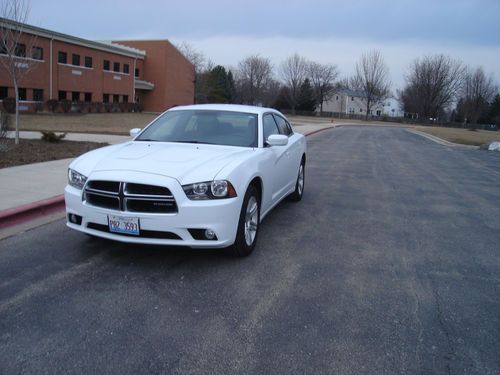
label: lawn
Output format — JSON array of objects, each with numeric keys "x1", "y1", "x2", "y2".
[
  {"x1": 414, "y1": 126, "x2": 500, "y2": 146},
  {"x1": 15, "y1": 113, "x2": 158, "y2": 135}
]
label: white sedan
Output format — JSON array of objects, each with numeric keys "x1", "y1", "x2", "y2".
[{"x1": 65, "y1": 104, "x2": 306, "y2": 256}]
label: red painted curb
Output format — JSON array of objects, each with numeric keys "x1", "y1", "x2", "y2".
[
  {"x1": 0, "y1": 195, "x2": 65, "y2": 230},
  {"x1": 304, "y1": 126, "x2": 336, "y2": 137}
]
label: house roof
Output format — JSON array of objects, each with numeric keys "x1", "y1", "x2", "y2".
[{"x1": 0, "y1": 17, "x2": 146, "y2": 59}]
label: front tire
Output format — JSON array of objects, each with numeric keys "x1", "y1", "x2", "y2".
[
  {"x1": 227, "y1": 185, "x2": 260, "y2": 257},
  {"x1": 289, "y1": 160, "x2": 305, "y2": 202}
]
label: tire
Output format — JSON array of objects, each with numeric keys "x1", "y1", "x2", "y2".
[
  {"x1": 289, "y1": 160, "x2": 305, "y2": 202},
  {"x1": 227, "y1": 185, "x2": 260, "y2": 257}
]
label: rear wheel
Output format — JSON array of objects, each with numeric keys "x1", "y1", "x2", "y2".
[
  {"x1": 289, "y1": 160, "x2": 305, "y2": 202},
  {"x1": 227, "y1": 185, "x2": 260, "y2": 257}
]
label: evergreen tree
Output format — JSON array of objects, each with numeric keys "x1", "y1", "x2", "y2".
[{"x1": 297, "y1": 79, "x2": 316, "y2": 111}]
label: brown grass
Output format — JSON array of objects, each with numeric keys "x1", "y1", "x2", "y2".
[
  {"x1": 414, "y1": 126, "x2": 500, "y2": 146},
  {"x1": 16, "y1": 113, "x2": 159, "y2": 135}
]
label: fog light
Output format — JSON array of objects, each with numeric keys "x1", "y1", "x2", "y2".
[
  {"x1": 205, "y1": 229, "x2": 216, "y2": 240},
  {"x1": 68, "y1": 213, "x2": 82, "y2": 225}
]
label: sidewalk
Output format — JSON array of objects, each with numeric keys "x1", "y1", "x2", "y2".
[{"x1": 0, "y1": 123, "x2": 336, "y2": 229}]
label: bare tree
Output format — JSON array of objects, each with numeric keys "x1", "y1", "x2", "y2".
[
  {"x1": 280, "y1": 54, "x2": 308, "y2": 114},
  {"x1": 459, "y1": 66, "x2": 497, "y2": 124},
  {"x1": 308, "y1": 61, "x2": 339, "y2": 114},
  {"x1": 236, "y1": 54, "x2": 273, "y2": 105},
  {"x1": 350, "y1": 51, "x2": 391, "y2": 120},
  {"x1": 0, "y1": 0, "x2": 37, "y2": 144},
  {"x1": 399, "y1": 54, "x2": 464, "y2": 120},
  {"x1": 176, "y1": 41, "x2": 206, "y2": 74}
]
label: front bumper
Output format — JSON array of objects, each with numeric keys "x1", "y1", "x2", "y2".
[{"x1": 64, "y1": 172, "x2": 242, "y2": 248}]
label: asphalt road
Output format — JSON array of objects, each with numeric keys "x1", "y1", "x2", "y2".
[{"x1": 1, "y1": 127, "x2": 499, "y2": 375}]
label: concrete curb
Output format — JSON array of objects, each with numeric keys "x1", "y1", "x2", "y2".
[
  {"x1": 0, "y1": 195, "x2": 65, "y2": 230},
  {"x1": 0, "y1": 126, "x2": 335, "y2": 230},
  {"x1": 406, "y1": 129, "x2": 479, "y2": 149}
]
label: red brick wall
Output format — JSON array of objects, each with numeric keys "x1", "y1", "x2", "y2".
[{"x1": 116, "y1": 40, "x2": 194, "y2": 112}]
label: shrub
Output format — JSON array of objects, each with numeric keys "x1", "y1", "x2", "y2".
[
  {"x1": 0, "y1": 112, "x2": 10, "y2": 139},
  {"x1": 91, "y1": 102, "x2": 103, "y2": 113},
  {"x1": 46, "y1": 99, "x2": 59, "y2": 112},
  {"x1": 2, "y1": 97, "x2": 16, "y2": 114},
  {"x1": 60, "y1": 99, "x2": 71, "y2": 113},
  {"x1": 34, "y1": 101, "x2": 44, "y2": 112},
  {"x1": 41, "y1": 131, "x2": 66, "y2": 143}
]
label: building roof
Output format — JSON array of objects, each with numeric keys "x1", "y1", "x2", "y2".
[{"x1": 0, "y1": 17, "x2": 145, "y2": 59}]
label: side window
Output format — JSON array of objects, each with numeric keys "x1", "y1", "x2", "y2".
[
  {"x1": 263, "y1": 114, "x2": 279, "y2": 143},
  {"x1": 273, "y1": 114, "x2": 293, "y2": 136}
]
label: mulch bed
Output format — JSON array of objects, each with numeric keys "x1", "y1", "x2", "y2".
[{"x1": 0, "y1": 138, "x2": 108, "y2": 169}]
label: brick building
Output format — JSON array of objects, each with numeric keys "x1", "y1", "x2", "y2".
[{"x1": 0, "y1": 18, "x2": 194, "y2": 113}]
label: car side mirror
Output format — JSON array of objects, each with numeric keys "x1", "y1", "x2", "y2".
[
  {"x1": 267, "y1": 134, "x2": 288, "y2": 147},
  {"x1": 129, "y1": 128, "x2": 141, "y2": 137}
]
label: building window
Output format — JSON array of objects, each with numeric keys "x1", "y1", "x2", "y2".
[
  {"x1": 135, "y1": 68, "x2": 139, "y2": 77},
  {"x1": 0, "y1": 86, "x2": 8, "y2": 99},
  {"x1": 113, "y1": 62, "x2": 120, "y2": 72},
  {"x1": 15, "y1": 43, "x2": 26, "y2": 57},
  {"x1": 103, "y1": 60, "x2": 110, "y2": 71},
  {"x1": 32, "y1": 46, "x2": 43, "y2": 60},
  {"x1": 351, "y1": 96, "x2": 354, "y2": 101},
  {"x1": 84, "y1": 92, "x2": 92, "y2": 102},
  {"x1": 113, "y1": 94, "x2": 119, "y2": 103},
  {"x1": 123, "y1": 64, "x2": 129, "y2": 74},
  {"x1": 72, "y1": 54, "x2": 80, "y2": 66},
  {"x1": 103, "y1": 93, "x2": 109, "y2": 103},
  {"x1": 0, "y1": 43, "x2": 6, "y2": 55},
  {"x1": 18, "y1": 88, "x2": 27, "y2": 101},
  {"x1": 58, "y1": 51, "x2": 67, "y2": 64},
  {"x1": 336, "y1": 95, "x2": 339, "y2": 101},
  {"x1": 33, "y1": 89, "x2": 44, "y2": 101},
  {"x1": 72, "y1": 92, "x2": 80, "y2": 101},
  {"x1": 123, "y1": 95, "x2": 128, "y2": 103},
  {"x1": 58, "y1": 91, "x2": 67, "y2": 100},
  {"x1": 84, "y1": 56, "x2": 92, "y2": 68}
]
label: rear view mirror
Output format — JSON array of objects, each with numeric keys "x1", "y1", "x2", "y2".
[
  {"x1": 129, "y1": 128, "x2": 141, "y2": 137},
  {"x1": 267, "y1": 134, "x2": 288, "y2": 147}
]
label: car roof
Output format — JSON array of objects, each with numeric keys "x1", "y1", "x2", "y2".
[{"x1": 167, "y1": 103, "x2": 281, "y2": 116}]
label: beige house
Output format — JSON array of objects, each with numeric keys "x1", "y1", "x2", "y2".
[{"x1": 319, "y1": 89, "x2": 385, "y2": 116}]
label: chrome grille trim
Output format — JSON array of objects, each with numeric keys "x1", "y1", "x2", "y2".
[{"x1": 84, "y1": 181, "x2": 178, "y2": 213}]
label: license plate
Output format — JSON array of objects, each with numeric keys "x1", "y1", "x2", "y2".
[{"x1": 108, "y1": 215, "x2": 140, "y2": 235}]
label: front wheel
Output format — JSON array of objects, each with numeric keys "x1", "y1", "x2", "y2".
[
  {"x1": 289, "y1": 161, "x2": 305, "y2": 202},
  {"x1": 227, "y1": 185, "x2": 260, "y2": 257}
]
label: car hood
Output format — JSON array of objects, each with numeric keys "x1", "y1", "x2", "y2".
[{"x1": 71, "y1": 141, "x2": 255, "y2": 184}]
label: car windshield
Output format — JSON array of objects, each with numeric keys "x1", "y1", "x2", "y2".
[{"x1": 135, "y1": 110, "x2": 258, "y2": 148}]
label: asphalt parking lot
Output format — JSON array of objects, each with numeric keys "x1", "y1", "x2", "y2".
[{"x1": 0, "y1": 126, "x2": 499, "y2": 374}]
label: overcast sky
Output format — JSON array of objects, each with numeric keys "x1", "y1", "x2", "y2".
[{"x1": 28, "y1": 0, "x2": 500, "y2": 91}]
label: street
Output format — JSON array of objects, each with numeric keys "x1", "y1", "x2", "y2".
[{"x1": 1, "y1": 127, "x2": 499, "y2": 374}]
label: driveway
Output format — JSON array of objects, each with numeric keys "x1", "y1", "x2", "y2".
[{"x1": 0, "y1": 127, "x2": 499, "y2": 374}]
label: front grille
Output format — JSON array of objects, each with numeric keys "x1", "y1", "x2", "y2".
[
  {"x1": 84, "y1": 181, "x2": 178, "y2": 214},
  {"x1": 87, "y1": 222, "x2": 181, "y2": 240}
]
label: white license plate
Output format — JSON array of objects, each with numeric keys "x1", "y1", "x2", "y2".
[{"x1": 108, "y1": 215, "x2": 140, "y2": 235}]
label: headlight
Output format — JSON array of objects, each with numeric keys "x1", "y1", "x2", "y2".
[
  {"x1": 182, "y1": 180, "x2": 237, "y2": 200},
  {"x1": 68, "y1": 169, "x2": 87, "y2": 189}
]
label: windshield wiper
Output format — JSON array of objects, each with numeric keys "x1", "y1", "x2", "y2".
[
  {"x1": 171, "y1": 140, "x2": 214, "y2": 145},
  {"x1": 135, "y1": 138, "x2": 160, "y2": 142}
]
